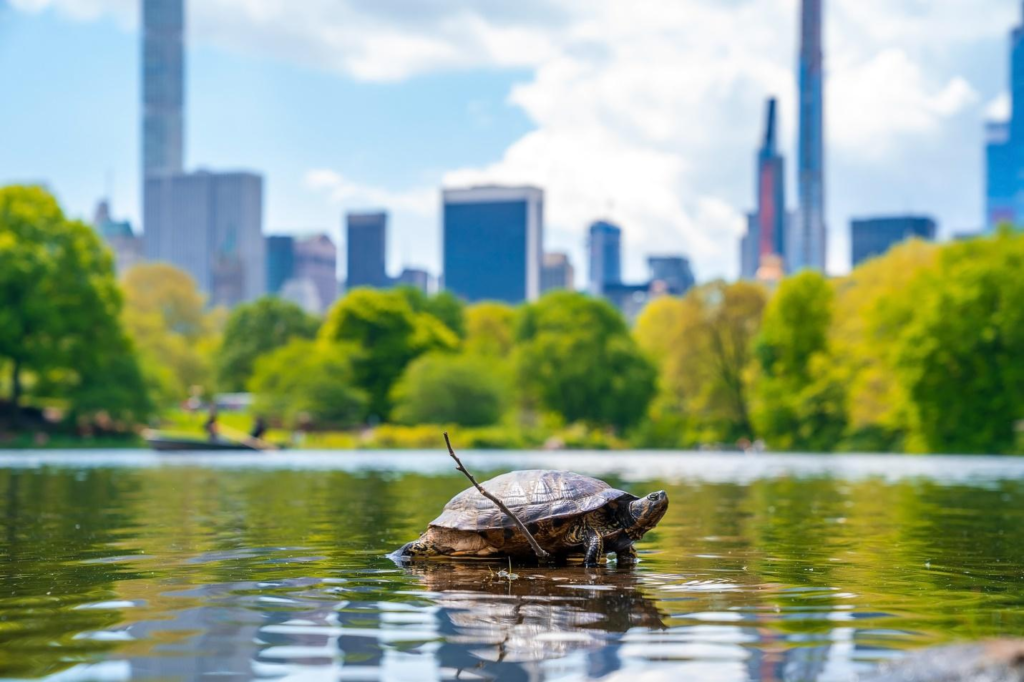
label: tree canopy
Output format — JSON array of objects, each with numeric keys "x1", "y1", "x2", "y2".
[
  {"x1": 752, "y1": 271, "x2": 846, "y2": 451},
  {"x1": 249, "y1": 339, "x2": 367, "y2": 429},
  {"x1": 635, "y1": 281, "x2": 766, "y2": 445},
  {"x1": 215, "y1": 296, "x2": 320, "y2": 392},
  {"x1": 120, "y1": 263, "x2": 221, "y2": 406},
  {"x1": 516, "y1": 292, "x2": 655, "y2": 431},
  {"x1": 391, "y1": 353, "x2": 506, "y2": 427},
  {"x1": 320, "y1": 288, "x2": 458, "y2": 419},
  {"x1": 0, "y1": 185, "x2": 150, "y2": 423},
  {"x1": 891, "y1": 230, "x2": 1024, "y2": 454}
]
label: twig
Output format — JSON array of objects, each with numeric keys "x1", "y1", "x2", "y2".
[{"x1": 443, "y1": 432, "x2": 550, "y2": 559}]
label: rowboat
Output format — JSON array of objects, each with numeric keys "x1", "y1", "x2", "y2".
[{"x1": 144, "y1": 433, "x2": 281, "y2": 452}]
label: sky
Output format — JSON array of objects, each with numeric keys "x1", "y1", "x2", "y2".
[{"x1": 0, "y1": 0, "x2": 1016, "y2": 283}]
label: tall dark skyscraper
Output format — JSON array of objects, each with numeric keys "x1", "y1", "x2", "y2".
[
  {"x1": 142, "y1": 0, "x2": 184, "y2": 179},
  {"x1": 794, "y1": 0, "x2": 826, "y2": 272},
  {"x1": 587, "y1": 220, "x2": 622, "y2": 296},
  {"x1": 443, "y1": 186, "x2": 543, "y2": 304},
  {"x1": 985, "y1": 6, "x2": 1024, "y2": 230},
  {"x1": 741, "y1": 98, "x2": 787, "y2": 279},
  {"x1": 346, "y1": 212, "x2": 389, "y2": 290}
]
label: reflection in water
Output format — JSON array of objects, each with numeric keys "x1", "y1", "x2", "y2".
[
  {"x1": 0, "y1": 451, "x2": 1022, "y2": 680},
  {"x1": 410, "y1": 564, "x2": 665, "y2": 678}
]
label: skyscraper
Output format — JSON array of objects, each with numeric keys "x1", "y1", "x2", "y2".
[
  {"x1": 794, "y1": 0, "x2": 826, "y2": 272},
  {"x1": 850, "y1": 216, "x2": 936, "y2": 266},
  {"x1": 442, "y1": 186, "x2": 544, "y2": 303},
  {"x1": 345, "y1": 212, "x2": 389, "y2": 290},
  {"x1": 985, "y1": 6, "x2": 1024, "y2": 230},
  {"x1": 648, "y1": 255, "x2": 695, "y2": 296},
  {"x1": 741, "y1": 98, "x2": 787, "y2": 279},
  {"x1": 294, "y1": 234, "x2": 338, "y2": 313},
  {"x1": 144, "y1": 171, "x2": 265, "y2": 307},
  {"x1": 142, "y1": 0, "x2": 184, "y2": 180},
  {"x1": 541, "y1": 252, "x2": 575, "y2": 293},
  {"x1": 587, "y1": 220, "x2": 622, "y2": 296},
  {"x1": 266, "y1": 235, "x2": 295, "y2": 295}
]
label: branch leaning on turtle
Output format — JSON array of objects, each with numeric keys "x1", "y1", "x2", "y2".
[{"x1": 443, "y1": 431, "x2": 550, "y2": 559}]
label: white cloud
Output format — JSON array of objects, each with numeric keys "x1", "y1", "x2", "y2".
[
  {"x1": 986, "y1": 91, "x2": 1011, "y2": 121},
  {"x1": 12, "y1": 0, "x2": 1013, "y2": 278}
]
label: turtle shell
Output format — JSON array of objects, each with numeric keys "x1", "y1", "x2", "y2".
[{"x1": 430, "y1": 469, "x2": 635, "y2": 532}]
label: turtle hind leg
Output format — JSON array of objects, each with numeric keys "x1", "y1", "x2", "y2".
[
  {"x1": 616, "y1": 545, "x2": 638, "y2": 566},
  {"x1": 582, "y1": 528, "x2": 604, "y2": 567}
]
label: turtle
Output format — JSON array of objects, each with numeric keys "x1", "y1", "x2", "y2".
[{"x1": 392, "y1": 470, "x2": 669, "y2": 567}]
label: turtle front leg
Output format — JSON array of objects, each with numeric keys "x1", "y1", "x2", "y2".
[
  {"x1": 583, "y1": 527, "x2": 604, "y2": 567},
  {"x1": 616, "y1": 545, "x2": 638, "y2": 566}
]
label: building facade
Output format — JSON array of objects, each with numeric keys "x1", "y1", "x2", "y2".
[
  {"x1": 93, "y1": 199, "x2": 143, "y2": 274},
  {"x1": 144, "y1": 171, "x2": 265, "y2": 307},
  {"x1": 442, "y1": 186, "x2": 544, "y2": 304},
  {"x1": 850, "y1": 215, "x2": 936, "y2": 266},
  {"x1": 266, "y1": 235, "x2": 295, "y2": 295},
  {"x1": 587, "y1": 220, "x2": 622, "y2": 296},
  {"x1": 346, "y1": 212, "x2": 389, "y2": 290},
  {"x1": 396, "y1": 268, "x2": 432, "y2": 294},
  {"x1": 294, "y1": 234, "x2": 338, "y2": 313},
  {"x1": 141, "y1": 0, "x2": 184, "y2": 197},
  {"x1": 741, "y1": 98, "x2": 788, "y2": 279},
  {"x1": 541, "y1": 252, "x2": 575, "y2": 293},
  {"x1": 793, "y1": 0, "x2": 827, "y2": 272},
  {"x1": 648, "y1": 255, "x2": 695, "y2": 296},
  {"x1": 985, "y1": 8, "x2": 1024, "y2": 230}
]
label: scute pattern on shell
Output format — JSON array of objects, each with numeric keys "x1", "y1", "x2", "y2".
[{"x1": 430, "y1": 469, "x2": 635, "y2": 531}]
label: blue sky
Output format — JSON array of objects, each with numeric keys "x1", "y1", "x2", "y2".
[{"x1": 0, "y1": 0, "x2": 1016, "y2": 282}]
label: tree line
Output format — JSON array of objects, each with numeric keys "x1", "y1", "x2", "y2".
[{"x1": 2, "y1": 185, "x2": 1021, "y2": 453}]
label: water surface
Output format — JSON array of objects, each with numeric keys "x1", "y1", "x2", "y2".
[{"x1": 1, "y1": 450, "x2": 1022, "y2": 681}]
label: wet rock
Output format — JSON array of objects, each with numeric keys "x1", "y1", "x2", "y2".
[{"x1": 862, "y1": 640, "x2": 1024, "y2": 682}]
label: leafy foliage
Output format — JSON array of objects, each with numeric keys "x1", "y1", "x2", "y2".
[
  {"x1": 320, "y1": 288, "x2": 458, "y2": 419},
  {"x1": 395, "y1": 286, "x2": 466, "y2": 338},
  {"x1": 215, "y1": 296, "x2": 320, "y2": 392},
  {"x1": 120, "y1": 263, "x2": 221, "y2": 406},
  {"x1": 0, "y1": 185, "x2": 151, "y2": 423},
  {"x1": 464, "y1": 302, "x2": 517, "y2": 357},
  {"x1": 891, "y1": 229, "x2": 1024, "y2": 454},
  {"x1": 635, "y1": 281, "x2": 766, "y2": 445},
  {"x1": 752, "y1": 271, "x2": 846, "y2": 451},
  {"x1": 249, "y1": 339, "x2": 367, "y2": 429},
  {"x1": 516, "y1": 292, "x2": 655, "y2": 431},
  {"x1": 391, "y1": 353, "x2": 506, "y2": 427}
]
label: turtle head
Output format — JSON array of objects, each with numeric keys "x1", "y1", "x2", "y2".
[
  {"x1": 389, "y1": 539, "x2": 438, "y2": 564},
  {"x1": 627, "y1": 491, "x2": 669, "y2": 537}
]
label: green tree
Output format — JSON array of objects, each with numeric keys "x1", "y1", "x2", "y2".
[
  {"x1": 121, "y1": 263, "x2": 221, "y2": 405},
  {"x1": 635, "y1": 282, "x2": 766, "y2": 445},
  {"x1": 391, "y1": 353, "x2": 506, "y2": 427},
  {"x1": 752, "y1": 271, "x2": 846, "y2": 451},
  {"x1": 395, "y1": 286, "x2": 466, "y2": 338},
  {"x1": 321, "y1": 289, "x2": 458, "y2": 419},
  {"x1": 516, "y1": 292, "x2": 655, "y2": 431},
  {"x1": 464, "y1": 302, "x2": 517, "y2": 357},
  {"x1": 892, "y1": 229, "x2": 1024, "y2": 454},
  {"x1": 215, "y1": 297, "x2": 319, "y2": 392},
  {"x1": 0, "y1": 185, "x2": 151, "y2": 422},
  {"x1": 831, "y1": 239, "x2": 938, "y2": 450},
  {"x1": 249, "y1": 339, "x2": 367, "y2": 429}
]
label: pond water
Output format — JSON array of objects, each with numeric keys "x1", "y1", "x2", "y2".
[{"x1": 1, "y1": 450, "x2": 1023, "y2": 681}]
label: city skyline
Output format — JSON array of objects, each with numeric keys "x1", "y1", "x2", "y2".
[{"x1": 0, "y1": 0, "x2": 1013, "y2": 282}]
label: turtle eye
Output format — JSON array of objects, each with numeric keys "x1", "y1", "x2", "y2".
[{"x1": 647, "y1": 493, "x2": 658, "y2": 501}]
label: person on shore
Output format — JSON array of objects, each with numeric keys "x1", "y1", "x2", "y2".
[
  {"x1": 250, "y1": 416, "x2": 267, "y2": 441},
  {"x1": 204, "y1": 408, "x2": 219, "y2": 442}
]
